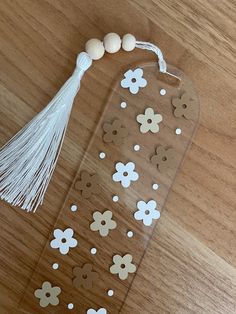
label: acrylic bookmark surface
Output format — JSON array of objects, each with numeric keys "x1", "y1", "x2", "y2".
[{"x1": 20, "y1": 61, "x2": 199, "y2": 314}]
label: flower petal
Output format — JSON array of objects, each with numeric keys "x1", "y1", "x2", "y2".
[
  {"x1": 121, "y1": 177, "x2": 131, "y2": 188},
  {"x1": 133, "y1": 68, "x2": 143, "y2": 77},
  {"x1": 151, "y1": 209, "x2": 161, "y2": 220},
  {"x1": 139, "y1": 77, "x2": 147, "y2": 88},
  {"x1": 129, "y1": 84, "x2": 139, "y2": 95},
  {"x1": 147, "y1": 200, "x2": 157, "y2": 210},
  {"x1": 50, "y1": 239, "x2": 60, "y2": 249},
  {"x1": 121, "y1": 77, "x2": 131, "y2": 88},
  {"x1": 53, "y1": 228, "x2": 64, "y2": 240},
  {"x1": 119, "y1": 269, "x2": 128, "y2": 280},
  {"x1": 143, "y1": 215, "x2": 153, "y2": 226},
  {"x1": 129, "y1": 171, "x2": 139, "y2": 182},
  {"x1": 113, "y1": 172, "x2": 122, "y2": 183},
  {"x1": 140, "y1": 123, "x2": 150, "y2": 133},
  {"x1": 149, "y1": 124, "x2": 160, "y2": 133},
  {"x1": 134, "y1": 210, "x2": 143, "y2": 221},
  {"x1": 59, "y1": 243, "x2": 69, "y2": 255},
  {"x1": 126, "y1": 162, "x2": 135, "y2": 172},
  {"x1": 64, "y1": 228, "x2": 73, "y2": 238},
  {"x1": 137, "y1": 200, "x2": 146, "y2": 211}
]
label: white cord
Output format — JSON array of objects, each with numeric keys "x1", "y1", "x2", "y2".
[{"x1": 135, "y1": 41, "x2": 167, "y2": 73}]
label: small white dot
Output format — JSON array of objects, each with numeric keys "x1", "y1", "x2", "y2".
[
  {"x1": 52, "y1": 263, "x2": 59, "y2": 270},
  {"x1": 120, "y1": 101, "x2": 127, "y2": 109},
  {"x1": 112, "y1": 195, "x2": 119, "y2": 202},
  {"x1": 133, "y1": 144, "x2": 140, "y2": 151},
  {"x1": 152, "y1": 183, "x2": 159, "y2": 190},
  {"x1": 70, "y1": 204, "x2": 77, "y2": 212},
  {"x1": 175, "y1": 128, "x2": 182, "y2": 135},
  {"x1": 108, "y1": 289, "x2": 114, "y2": 297},
  {"x1": 99, "y1": 152, "x2": 106, "y2": 159},
  {"x1": 127, "y1": 231, "x2": 134, "y2": 238},
  {"x1": 67, "y1": 303, "x2": 74, "y2": 310},
  {"x1": 160, "y1": 88, "x2": 166, "y2": 96},
  {"x1": 91, "y1": 247, "x2": 97, "y2": 255}
]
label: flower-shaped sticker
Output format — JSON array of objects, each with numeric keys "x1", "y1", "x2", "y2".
[
  {"x1": 87, "y1": 309, "x2": 107, "y2": 314},
  {"x1": 90, "y1": 210, "x2": 117, "y2": 237},
  {"x1": 75, "y1": 171, "x2": 101, "y2": 199},
  {"x1": 134, "y1": 200, "x2": 160, "y2": 226},
  {"x1": 34, "y1": 281, "x2": 61, "y2": 308},
  {"x1": 136, "y1": 107, "x2": 163, "y2": 133},
  {"x1": 103, "y1": 119, "x2": 128, "y2": 145},
  {"x1": 172, "y1": 92, "x2": 197, "y2": 120},
  {"x1": 110, "y1": 254, "x2": 136, "y2": 280},
  {"x1": 150, "y1": 146, "x2": 176, "y2": 173},
  {"x1": 121, "y1": 68, "x2": 147, "y2": 94},
  {"x1": 112, "y1": 162, "x2": 139, "y2": 188},
  {"x1": 50, "y1": 228, "x2": 77, "y2": 255},
  {"x1": 73, "y1": 263, "x2": 99, "y2": 290}
]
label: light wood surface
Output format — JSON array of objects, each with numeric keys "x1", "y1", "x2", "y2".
[{"x1": 0, "y1": 1, "x2": 235, "y2": 313}]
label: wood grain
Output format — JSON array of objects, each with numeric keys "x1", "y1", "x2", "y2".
[{"x1": 0, "y1": 0, "x2": 235, "y2": 313}]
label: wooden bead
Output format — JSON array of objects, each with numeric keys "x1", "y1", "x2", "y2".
[
  {"x1": 85, "y1": 39, "x2": 105, "y2": 60},
  {"x1": 122, "y1": 34, "x2": 136, "y2": 52},
  {"x1": 103, "y1": 33, "x2": 121, "y2": 53}
]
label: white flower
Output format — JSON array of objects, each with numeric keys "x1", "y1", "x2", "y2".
[
  {"x1": 134, "y1": 200, "x2": 160, "y2": 226},
  {"x1": 50, "y1": 228, "x2": 77, "y2": 255},
  {"x1": 87, "y1": 309, "x2": 107, "y2": 314},
  {"x1": 137, "y1": 107, "x2": 163, "y2": 133},
  {"x1": 121, "y1": 68, "x2": 147, "y2": 94},
  {"x1": 112, "y1": 162, "x2": 139, "y2": 188}
]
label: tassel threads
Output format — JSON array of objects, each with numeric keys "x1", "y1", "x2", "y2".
[{"x1": 0, "y1": 52, "x2": 92, "y2": 212}]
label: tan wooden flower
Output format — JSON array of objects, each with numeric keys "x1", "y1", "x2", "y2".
[
  {"x1": 75, "y1": 171, "x2": 101, "y2": 198},
  {"x1": 73, "y1": 263, "x2": 99, "y2": 290},
  {"x1": 150, "y1": 145, "x2": 176, "y2": 172},
  {"x1": 136, "y1": 107, "x2": 163, "y2": 133},
  {"x1": 110, "y1": 254, "x2": 136, "y2": 280},
  {"x1": 172, "y1": 92, "x2": 197, "y2": 120},
  {"x1": 103, "y1": 119, "x2": 128, "y2": 145},
  {"x1": 90, "y1": 210, "x2": 117, "y2": 237},
  {"x1": 34, "y1": 281, "x2": 61, "y2": 308}
]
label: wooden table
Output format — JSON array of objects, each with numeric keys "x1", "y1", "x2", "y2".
[{"x1": 0, "y1": 1, "x2": 235, "y2": 313}]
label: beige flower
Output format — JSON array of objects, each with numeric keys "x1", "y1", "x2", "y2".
[
  {"x1": 34, "y1": 281, "x2": 61, "y2": 308},
  {"x1": 150, "y1": 145, "x2": 176, "y2": 172},
  {"x1": 90, "y1": 210, "x2": 117, "y2": 237},
  {"x1": 136, "y1": 107, "x2": 163, "y2": 133},
  {"x1": 73, "y1": 264, "x2": 99, "y2": 290},
  {"x1": 110, "y1": 254, "x2": 136, "y2": 280},
  {"x1": 172, "y1": 92, "x2": 197, "y2": 120},
  {"x1": 75, "y1": 171, "x2": 101, "y2": 198},
  {"x1": 103, "y1": 119, "x2": 128, "y2": 145}
]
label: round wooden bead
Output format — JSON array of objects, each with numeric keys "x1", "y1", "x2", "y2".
[
  {"x1": 122, "y1": 34, "x2": 136, "y2": 51},
  {"x1": 103, "y1": 33, "x2": 121, "y2": 53},
  {"x1": 85, "y1": 38, "x2": 105, "y2": 60}
]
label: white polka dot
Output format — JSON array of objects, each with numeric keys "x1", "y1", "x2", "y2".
[
  {"x1": 70, "y1": 204, "x2": 77, "y2": 212},
  {"x1": 112, "y1": 195, "x2": 119, "y2": 202},
  {"x1": 91, "y1": 247, "x2": 97, "y2": 255},
  {"x1": 120, "y1": 101, "x2": 127, "y2": 109},
  {"x1": 127, "y1": 231, "x2": 134, "y2": 238},
  {"x1": 175, "y1": 128, "x2": 182, "y2": 135},
  {"x1": 152, "y1": 183, "x2": 159, "y2": 190},
  {"x1": 52, "y1": 263, "x2": 59, "y2": 270},
  {"x1": 108, "y1": 289, "x2": 114, "y2": 297},
  {"x1": 67, "y1": 303, "x2": 74, "y2": 310},
  {"x1": 133, "y1": 144, "x2": 140, "y2": 151},
  {"x1": 99, "y1": 152, "x2": 106, "y2": 159},
  {"x1": 160, "y1": 88, "x2": 166, "y2": 96}
]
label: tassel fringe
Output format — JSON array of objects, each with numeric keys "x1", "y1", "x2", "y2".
[{"x1": 0, "y1": 52, "x2": 92, "y2": 212}]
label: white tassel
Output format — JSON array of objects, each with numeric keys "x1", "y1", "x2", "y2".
[{"x1": 0, "y1": 52, "x2": 92, "y2": 212}]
